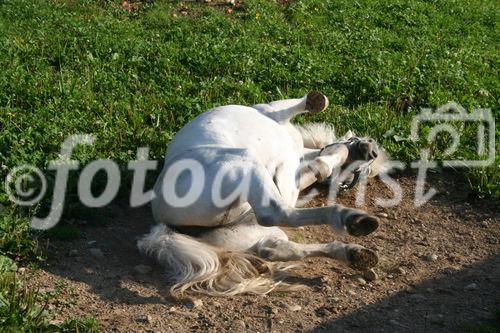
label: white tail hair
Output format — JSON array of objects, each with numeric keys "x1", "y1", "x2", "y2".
[
  {"x1": 137, "y1": 225, "x2": 299, "y2": 296},
  {"x1": 295, "y1": 122, "x2": 392, "y2": 177}
]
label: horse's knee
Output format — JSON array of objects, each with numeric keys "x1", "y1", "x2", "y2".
[{"x1": 254, "y1": 199, "x2": 289, "y2": 227}]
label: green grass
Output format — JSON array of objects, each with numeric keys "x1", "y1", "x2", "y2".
[
  {"x1": 0, "y1": 212, "x2": 38, "y2": 260},
  {"x1": 0, "y1": 0, "x2": 498, "y2": 329},
  {"x1": 0, "y1": 0, "x2": 497, "y2": 200}
]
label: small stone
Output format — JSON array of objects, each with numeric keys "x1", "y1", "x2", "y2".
[
  {"x1": 424, "y1": 254, "x2": 438, "y2": 262},
  {"x1": 356, "y1": 277, "x2": 366, "y2": 285},
  {"x1": 377, "y1": 212, "x2": 389, "y2": 218},
  {"x1": 363, "y1": 269, "x2": 378, "y2": 282},
  {"x1": 315, "y1": 307, "x2": 331, "y2": 317},
  {"x1": 208, "y1": 300, "x2": 221, "y2": 307},
  {"x1": 232, "y1": 319, "x2": 246, "y2": 330},
  {"x1": 134, "y1": 264, "x2": 152, "y2": 275},
  {"x1": 284, "y1": 303, "x2": 302, "y2": 312},
  {"x1": 89, "y1": 248, "x2": 104, "y2": 258},
  {"x1": 17, "y1": 267, "x2": 27, "y2": 274},
  {"x1": 395, "y1": 267, "x2": 406, "y2": 275},
  {"x1": 168, "y1": 306, "x2": 197, "y2": 318},
  {"x1": 186, "y1": 298, "x2": 203, "y2": 309},
  {"x1": 347, "y1": 290, "x2": 356, "y2": 296},
  {"x1": 137, "y1": 315, "x2": 153, "y2": 323},
  {"x1": 68, "y1": 249, "x2": 78, "y2": 257},
  {"x1": 464, "y1": 283, "x2": 479, "y2": 291}
]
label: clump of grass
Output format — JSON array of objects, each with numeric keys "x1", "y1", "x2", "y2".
[
  {"x1": 50, "y1": 315, "x2": 100, "y2": 332},
  {"x1": 0, "y1": 213, "x2": 98, "y2": 332},
  {"x1": 0, "y1": 271, "x2": 50, "y2": 332},
  {"x1": 290, "y1": 229, "x2": 306, "y2": 243},
  {"x1": 0, "y1": 269, "x2": 99, "y2": 332},
  {"x1": 0, "y1": 212, "x2": 38, "y2": 260}
]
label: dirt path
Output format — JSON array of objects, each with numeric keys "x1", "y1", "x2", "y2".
[{"x1": 28, "y1": 173, "x2": 499, "y2": 332}]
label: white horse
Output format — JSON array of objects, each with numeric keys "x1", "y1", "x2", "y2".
[{"x1": 138, "y1": 92, "x2": 388, "y2": 296}]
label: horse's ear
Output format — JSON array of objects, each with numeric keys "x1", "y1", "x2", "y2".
[
  {"x1": 340, "y1": 130, "x2": 355, "y2": 141},
  {"x1": 368, "y1": 149, "x2": 391, "y2": 178}
]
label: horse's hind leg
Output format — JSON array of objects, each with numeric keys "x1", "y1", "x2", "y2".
[
  {"x1": 252, "y1": 92, "x2": 329, "y2": 123},
  {"x1": 194, "y1": 215, "x2": 377, "y2": 271},
  {"x1": 195, "y1": 212, "x2": 289, "y2": 253},
  {"x1": 254, "y1": 237, "x2": 378, "y2": 271}
]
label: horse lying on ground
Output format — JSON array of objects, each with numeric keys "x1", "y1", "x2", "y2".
[{"x1": 138, "y1": 92, "x2": 389, "y2": 296}]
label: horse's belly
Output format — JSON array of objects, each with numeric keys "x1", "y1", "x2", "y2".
[
  {"x1": 152, "y1": 191, "x2": 251, "y2": 228},
  {"x1": 152, "y1": 105, "x2": 303, "y2": 228}
]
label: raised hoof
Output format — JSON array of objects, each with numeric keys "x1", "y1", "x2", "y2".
[
  {"x1": 346, "y1": 247, "x2": 378, "y2": 271},
  {"x1": 305, "y1": 91, "x2": 329, "y2": 113},
  {"x1": 346, "y1": 215, "x2": 379, "y2": 237}
]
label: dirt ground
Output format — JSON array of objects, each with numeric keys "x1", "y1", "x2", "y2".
[{"x1": 27, "y1": 172, "x2": 499, "y2": 332}]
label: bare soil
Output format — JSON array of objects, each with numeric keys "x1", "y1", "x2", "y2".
[{"x1": 27, "y1": 173, "x2": 499, "y2": 332}]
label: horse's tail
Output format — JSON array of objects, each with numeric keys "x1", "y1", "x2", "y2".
[{"x1": 137, "y1": 224, "x2": 299, "y2": 296}]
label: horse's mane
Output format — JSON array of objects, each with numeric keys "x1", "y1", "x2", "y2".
[{"x1": 294, "y1": 122, "x2": 336, "y2": 149}]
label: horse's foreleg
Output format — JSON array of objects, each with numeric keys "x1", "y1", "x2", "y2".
[
  {"x1": 297, "y1": 144, "x2": 349, "y2": 190},
  {"x1": 248, "y1": 165, "x2": 378, "y2": 236},
  {"x1": 254, "y1": 238, "x2": 378, "y2": 270},
  {"x1": 252, "y1": 91, "x2": 328, "y2": 123}
]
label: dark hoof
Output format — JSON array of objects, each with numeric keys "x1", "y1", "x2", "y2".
[
  {"x1": 305, "y1": 91, "x2": 328, "y2": 113},
  {"x1": 347, "y1": 247, "x2": 378, "y2": 270},
  {"x1": 346, "y1": 215, "x2": 379, "y2": 237}
]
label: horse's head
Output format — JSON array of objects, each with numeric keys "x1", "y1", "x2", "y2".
[{"x1": 320, "y1": 131, "x2": 390, "y2": 189}]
